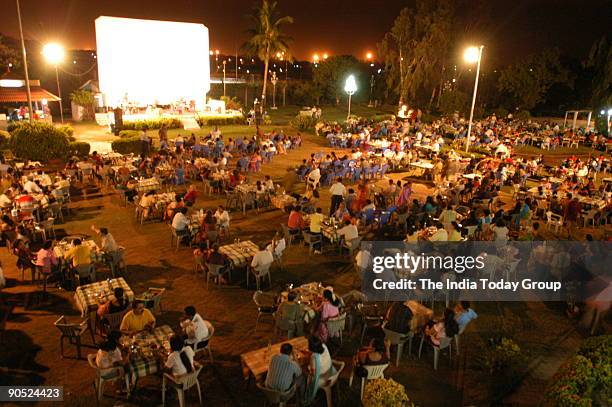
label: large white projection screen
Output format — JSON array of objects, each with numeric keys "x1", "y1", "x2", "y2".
[{"x1": 95, "y1": 16, "x2": 210, "y2": 108}]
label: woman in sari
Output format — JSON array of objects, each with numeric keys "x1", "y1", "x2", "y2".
[
  {"x1": 314, "y1": 289, "x2": 340, "y2": 343},
  {"x1": 304, "y1": 336, "x2": 335, "y2": 405},
  {"x1": 396, "y1": 181, "x2": 412, "y2": 207},
  {"x1": 353, "y1": 182, "x2": 369, "y2": 213}
]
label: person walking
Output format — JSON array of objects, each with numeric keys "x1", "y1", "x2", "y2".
[{"x1": 328, "y1": 177, "x2": 346, "y2": 216}]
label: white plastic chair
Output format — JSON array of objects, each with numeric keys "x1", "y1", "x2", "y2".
[
  {"x1": 326, "y1": 313, "x2": 347, "y2": 344},
  {"x1": 87, "y1": 353, "x2": 125, "y2": 402},
  {"x1": 545, "y1": 211, "x2": 564, "y2": 234},
  {"x1": 418, "y1": 335, "x2": 452, "y2": 370},
  {"x1": 256, "y1": 383, "x2": 296, "y2": 407},
  {"x1": 248, "y1": 262, "x2": 272, "y2": 291},
  {"x1": 194, "y1": 321, "x2": 214, "y2": 363},
  {"x1": 319, "y1": 360, "x2": 345, "y2": 407},
  {"x1": 162, "y1": 363, "x2": 203, "y2": 407},
  {"x1": 350, "y1": 363, "x2": 389, "y2": 401},
  {"x1": 383, "y1": 327, "x2": 414, "y2": 367}
]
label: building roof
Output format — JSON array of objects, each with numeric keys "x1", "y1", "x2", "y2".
[{"x1": 0, "y1": 86, "x2": 61, "y2": 103}]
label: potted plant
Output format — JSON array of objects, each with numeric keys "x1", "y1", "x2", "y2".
[{"x1": 362, "y1": 378, "x2": 415, "y2": 407}]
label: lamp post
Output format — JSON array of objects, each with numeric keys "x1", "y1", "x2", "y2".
[
  {"x1": 344, "y1": 74, "x2": 357, "y2": 121},
  {"x1": 270, "y1": 71, "x2": 278, "y2": 110},
  {"x1": 464, "y1": 45, "x2": 484, "y2": 152},
  {"x1": 42, "y1": 43, "x2": 65, "y2": 124},
  {"x1": 602, "y1": 109, "x2": 612, "y2": 136},
  {"x1": 16, "y1": 0, "x2": 33, "y2": 123},
  {"x1": 222, "y1": 60, "x2": 227, "y2": 97}
]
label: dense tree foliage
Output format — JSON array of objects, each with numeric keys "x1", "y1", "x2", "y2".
[
  {"x1": 497, "y1": 49, "x2": 570, "y2": 111},
  {"x1": 377, "y1": 0, "x2": 454, "y2": 106},
  {"x1": 0, "y1": 35, "x2": 20, "y2": 70},
  {"x1": 584, "y1": 36, "x2": 612, "y2": 108},
  {"x1": 242, "y1": 0, "x2": 293, "y2": 108},
  {"x1": 312, "y1": 55, "x2": 366, "y2": 105}
]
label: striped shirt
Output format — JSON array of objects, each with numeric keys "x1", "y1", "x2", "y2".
[{"x1": 265, "y1": 354, "x2": 302, "y2": 392}]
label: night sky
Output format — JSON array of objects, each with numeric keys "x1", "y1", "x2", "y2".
[{"x1": 0, "y1": 0, "x2": 610, "y2": 66}]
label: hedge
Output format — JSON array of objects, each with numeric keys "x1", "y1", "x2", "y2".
[
  {"x1": 290, "y1": 114, "x2": 318, "y2": 131},
  {"x1": 118, "y1": 130, "x2": 141, "y2": 139},
  {"x1": 195, "y1": 115, "x2": 245, "y2": 126},
  {"x1": 544, "y1": 335, "x2": 612, "y2": 407},
  {"x1": 111, "y1": 137, "x2": 145, "y2": 155},
  {"x1": 9, "y1": 122, "x2": 71, "y2": 161},
  {"x1": 370, "y1": 114, "x2": 395, "y2": 122},
  {"x1": 0, "y1": 130, "x2": 9, "y2": 150},
  {"x1": 69, "y1": 141, "x2": 91, "y2": 157},
  {"x1": 121, "y1": 117, "x2": 182, "y2": 130}
]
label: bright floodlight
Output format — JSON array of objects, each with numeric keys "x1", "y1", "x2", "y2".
[
  {"x1": 366, "y1": 52, "x2": 373, "y2": 60},
  {"x1": 464, "y1": 46, "x2": 480, "y2": 63},
  {"x1": 95, "y1": 16, "x2": 210, "y2": 108},
  {"x1": 43, "y1": 43, "x2": 65, "y2": 65},
  {"x1": 344, "y1": 75, "x2": 357, "y2": 94}
]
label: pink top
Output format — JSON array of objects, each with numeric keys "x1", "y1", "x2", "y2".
[{"x1": 36, "y1": 248, "x2": 58, "y2": 274}]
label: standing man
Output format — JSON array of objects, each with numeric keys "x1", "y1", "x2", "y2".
[
  {"x1": 140, "y1": 126, "x2": 150, "y2": 155},
  {"x1": 329, "y1": 177, "x2": 346, "y2": 216}
]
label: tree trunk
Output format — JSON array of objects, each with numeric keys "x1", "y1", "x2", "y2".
[
  {"x1": 398, "y1": 46, "x2": 404, "y2": 106},
  {"x1": 261, "y1": 53, "x2": 269, "y2": 108},
  {"x1": 429, "y1": 86, "x2": 437, "y2": 108}
]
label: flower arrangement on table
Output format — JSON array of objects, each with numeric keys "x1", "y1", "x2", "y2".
[{"x1": 362, "y1": 378, "x2": 415, "y2": 407}]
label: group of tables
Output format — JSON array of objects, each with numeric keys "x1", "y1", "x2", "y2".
[{"x1": 239, "y1": 298, "x2": 435, "y2": 383}]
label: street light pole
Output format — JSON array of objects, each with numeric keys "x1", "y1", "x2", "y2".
[
  {"x1": 16, "y1": 0, "x2": 33, "y2": 123},
  {"x1": 222, "y1": 60, "x2": 227, "y2": 97},
  {"x1": 465, "y1": 45, "x2": 484, "y2": 153},
  {"x1": 270, "y1": 71, "x2": 278, "y2": 110},
  {"x1": 54, "y1": 65, "x2": 64, "y2": 123},
  {"x1": 344, "y1": 75, "x2": 357, "y2": 121}
]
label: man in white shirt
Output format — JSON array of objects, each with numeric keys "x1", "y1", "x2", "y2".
[
  {"x1": 91, "y1": 225, "x2": 118, "y2": 253},
  {"x1": 337, "y1": 220, "x2": 359, "y2": 242},
  {"x1": 264, "y1": 175, "x2": 275, "y2": 191},
  {"x1": 172, "y1": 208, "x2": 189, "y2": 231},
  {"x1": 181, "y1": 306, "x2": 209, "y2": 346},
  {"x1": 329, "y1": 178, "x2": 346, "y2": 216},
  {"x1": 251, "y1": 243, "x2": 274, "y2": 274},
  {"x1": 0, "y1": 191, "x2": 12, "y2": 208},
  {"x1": 355, "y1": 248, "x2": 371, "y2": 273},
  {"x1": 266, "y1": 233, "x2": 286, "y2": 257},
  {"x1": 23, "y1": 179, "x2": 42, "y2": 194},
  {"x1": 307, "y1": 166, "x2": 320, "y2": 190},
  {"x1": 214, "y1": 205, "x2": 230, "y2": 229}
]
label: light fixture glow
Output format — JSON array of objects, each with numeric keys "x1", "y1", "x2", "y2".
[
  {"x1": 366, "y1": 52, "x2": 373, "y2": 60},
  {"x1": 323, "y1": 53, "x2": 329, "y2": 59},
  {"x1": 42, "y1": 43, "x2": 65, "y2": 65},
  {"x1": 464, "y1": 46, "x2": 480, "y2": 63},
  {"x1": 344, "y1": 74, "x2": 357, "y2": 94},
  {"x1": 95, "y1": 16, "x2": 210, "y2": 108},
  {"x1": 313, "y1": 53, "x2": 320, "y2": 63},
  {"x1": 608, "y1": 109, "x2": 612, "y2": 115}
]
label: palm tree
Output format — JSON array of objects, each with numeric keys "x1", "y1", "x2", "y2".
[{"x1": 242, "y1": 0, "x2": 293, "y2": 108}]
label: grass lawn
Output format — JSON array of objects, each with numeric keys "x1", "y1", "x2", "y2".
[
  {"x1": 70, "y1": 104, "x2": 396, "y2": 145},
  {"x1": 514, "y1": 145, "x2": 594, "y2": 157}
]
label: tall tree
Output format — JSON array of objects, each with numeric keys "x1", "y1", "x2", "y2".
[
  {"x1": 584, "y1": 36, "x2": 612, "y2": 108},
  {"x1": 312, "y1": 55, "x2": 365, "y2": 105},
  {"x1": 242, "y1": 0, "x2": 293, "y2": 108},
  {"x1": 498, "y1": 48, "x2": 570, "y2": 111},
  {"x1": 377, "y1": 0, "x2": 454, "y2": 106},
  {"x1": 0, "y1": 35, "x2": 20, "y2": 72}
]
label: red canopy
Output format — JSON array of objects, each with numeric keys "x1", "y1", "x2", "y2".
[{"x1": 0, "y1": 86, "x2": 61, "y2": 103}]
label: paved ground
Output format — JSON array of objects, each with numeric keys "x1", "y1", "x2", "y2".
[{"x1": 0, "y1": 128, "x2": 608, "y2": 407}]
